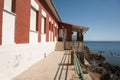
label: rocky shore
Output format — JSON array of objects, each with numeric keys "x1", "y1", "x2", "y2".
[{"x1": 82, "y1": 46, "x2": 120, "y2": 80}]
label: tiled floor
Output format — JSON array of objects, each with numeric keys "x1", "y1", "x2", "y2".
[{"x1": 12, "y1": 50, "x2": 77, "y2": 80}]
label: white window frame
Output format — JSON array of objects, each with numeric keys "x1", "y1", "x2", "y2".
[
  {"x1": 30, "y1": 0, "x2": 39, "y2": 32},
  {"x1": 31, "y1": 0, "x2": 39, "y2": 11},
  {"x1": 41, "y1": 9, "x2": 46, "y2": 34},
  {"x1": 41, "y1": 16, "x2": 46, "y2": 33}
]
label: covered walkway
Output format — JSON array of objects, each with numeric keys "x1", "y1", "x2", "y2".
[{"x1": 12, "y1": 50, "x2": 79, "y2": 80}]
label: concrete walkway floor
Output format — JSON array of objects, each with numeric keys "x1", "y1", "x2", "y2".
[{"x1": 12, "y1": 50, "x2": 78, "y2": 80}]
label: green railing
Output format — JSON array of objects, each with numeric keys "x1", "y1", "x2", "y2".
[{"x1": 73, "y1": 49, "x2": 85, "y2": 80}]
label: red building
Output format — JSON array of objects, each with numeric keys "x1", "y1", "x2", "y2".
[
  {"x1": 0, "y1": 0, "x2": 88, "y2": 80},
  {"x1": 0, "y1": 0, "x2": 61, "y2": 45}
]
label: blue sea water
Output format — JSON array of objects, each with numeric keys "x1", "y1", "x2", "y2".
[{"x1": 84, "y1": 41, "x2": 120, "y2": 66}]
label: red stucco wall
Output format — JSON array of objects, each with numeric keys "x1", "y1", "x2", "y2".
[
  {"x1": 36, "y1": 0, "x2": 59, "y2": 42},
  {"x1": 59, "y1": 23, "x2": 72, "y2": 41},
  {"x1": 49, "y1": 22, "x2": 53, "y2": 42},
  {"x1": 15, "y1": 0, "x2": 31, "y2": 44},
  {"x1": 45, "y1": 15, "x2": 49, "y2": 42},
  {"x1": 53, "y1": 23, "x2": 55, "y2": 41},
  {"x1": 0, "y1": 0, "x2": 4, "y2": 45},
  {"x1": 0, "y1": 0, "x2": 59, "y2": 44},
  {"x1": 37, "y1": 9, "x2": 42, "y2": 42}
]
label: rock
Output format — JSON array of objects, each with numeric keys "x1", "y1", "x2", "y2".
[
  {"x1": 100, "y1": 72, "x2": 111, "y2": 80},
  {"x1": 83, "y1": 45, "x2": 120, "y2": 80},
  {"x1": 94, "y1": 67, "x2": 106, "y2": 74},
  {"x1": 84, "y1": 46, "x2": 91, "y2": 53},
  {"x1": 76, "y1": 52, "x2": 85, "y2": 64}
]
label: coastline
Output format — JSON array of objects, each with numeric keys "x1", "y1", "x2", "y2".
[
  {"x1": 84, "y1": 41, "x2": 120, "y2": 66},
  {"x1": 81, "y1": 46, "x2": 120, "y2": 80}
]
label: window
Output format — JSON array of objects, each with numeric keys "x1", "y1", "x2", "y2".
[
  {"x1": 30, "y1": 7, "x2": 37, "y2": 31},
  {"x1": 52, "y1": 24, "x2": 53, "y2": 32},
  {"x1": 36, "y1": 12, "x2": 38, "y2": 31},
  {"x1": 12, "y1": 0, "x2": 16, "y2": 13},
  {"x1": 59, "y1": 29, "x2": 63, "y2": 38},
  {"x1": 41, "y1": 9, "x2": 46, "y2": 33},
  {"x1": 41, "y1": 16, "x2": 46, "y2": 33},
  {"x1": 55, "y1": 27, "x2": 57, "y2": 36},
  {"x1": 49, "y1": 22, "x2": 51, "y2": 31},
  {"x1": 4, "y1": 0, "x2": 16, "y2": 13}
]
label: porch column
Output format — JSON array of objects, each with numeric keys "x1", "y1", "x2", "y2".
[
  {"x1": 77, "y1": 28, "x2": 84, "y2": 52},
  {"x1": 77, "y1": 28, "x2": 84, "y2": 64}
]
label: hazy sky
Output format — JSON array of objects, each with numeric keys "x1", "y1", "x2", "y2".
[{"x1": 53, "y1": 0, "x2": 120, "y2": 41}]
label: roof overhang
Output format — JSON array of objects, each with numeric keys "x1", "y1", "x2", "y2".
[
  {"x1": 72, "y1": 24, "x2": 89, "y2": 34},
  {"x1": 61, "y1": 22, "x2": 89, "y2": 33},
  {"x1": 44, "y1": 0, "x2": 61, "y2": 21}
]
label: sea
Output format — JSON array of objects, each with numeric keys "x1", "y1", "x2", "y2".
[{"x1": 84, "y1": 41, "x2": 120, "y2": 66}]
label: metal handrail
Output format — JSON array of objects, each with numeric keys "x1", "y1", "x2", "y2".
[{"x1": 73, "y1": 49, "x2": 85, "y2": 80}]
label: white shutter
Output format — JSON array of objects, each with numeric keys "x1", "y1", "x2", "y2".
[
  {"x1": 4, "y1": 0, "x2": 12, "y2": 12},
  {"x1": 30, "y1": 8, "x2": 37, "y2": 31},
  {"x1": 41, "y1": 16, "x2": 45, "y2": 33}
]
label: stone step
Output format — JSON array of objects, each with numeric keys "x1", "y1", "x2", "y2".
[{"x1": 55, "y1": 42, "x2": 64, "y2": 51}]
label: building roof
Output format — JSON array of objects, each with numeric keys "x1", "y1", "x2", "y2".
[
  {"x1": 45, "y1": 0, "x2": 89, "y2": 33},
  {"x1": 44, "y1": 0, "x2": 61, "y2": 21}
]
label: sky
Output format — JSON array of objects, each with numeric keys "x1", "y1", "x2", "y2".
[{"x1": 53, "y1": 0, "x2": 120, "y2": 41}]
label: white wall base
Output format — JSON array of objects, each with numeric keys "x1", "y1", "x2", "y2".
[
  {"x1": 29, "y1": 31, "x2": 38, "y2": 44},
  {"x1": 0, "y1": 42, "x2": 56, "y2": 80},
  {"x1": 41, "y1": 34, "x2": 46, "y2": 42},
  {"x1": 49, "y1": 31, "x2": 51, "y2": 42},
  {"x1": 55, "y1": 37, "x2": 57, "y2": 42}
]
